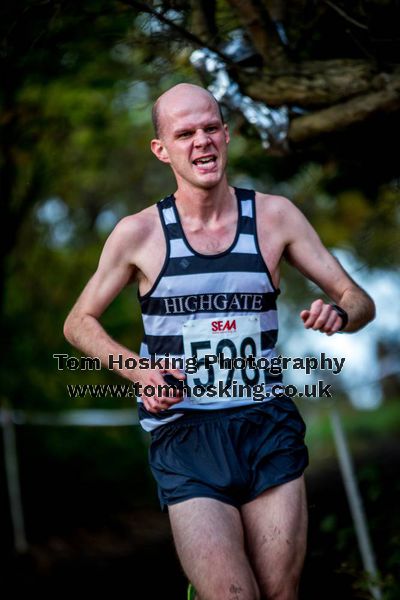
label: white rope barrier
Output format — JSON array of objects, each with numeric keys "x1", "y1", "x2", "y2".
[{"x1": 0, "y1": 407, "x2": 140, "y2": 554}]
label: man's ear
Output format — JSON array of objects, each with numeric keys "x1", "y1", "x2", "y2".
[
  {"x1": 223, "y1": 123, "x2": 230, "y2": 145},
  {"x1": 151, "y1": 139, "x2": 170, "y2": 164}
]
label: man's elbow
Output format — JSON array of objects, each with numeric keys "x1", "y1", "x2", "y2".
[
  {"x1": 345, "y1": 288, "x2": 376, "y2": 332},
  {"x1": 366, "y1": 295, "x2": 376, "y2": 325},
  {"x1": 63, "y1": 311, "x2": 80, "y2": 346},
  {"x1": 355, "y1": 291, "x2": 376, "y2": 331}
]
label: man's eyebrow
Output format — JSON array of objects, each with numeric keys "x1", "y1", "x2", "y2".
[
  {"x1": 174, "y1": 127, "x2": 194, "y2": 135},
  {"x1": 174, "y1": 121, "x2": 222, "y2": 135}
]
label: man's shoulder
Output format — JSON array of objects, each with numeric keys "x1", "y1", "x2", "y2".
[
  {"x1": 112, "y1": 204, "x2": 159, "y2": 241},
  {"x1": 254, "y1": 191, "x2": 297, "y2": 222},
  {"x1": 102, "y1": 204, "x2": 162, "y2": 263}
]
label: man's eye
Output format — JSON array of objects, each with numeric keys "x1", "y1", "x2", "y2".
[
  {"x1": 178, "y1": 131, "x2": 191, "y2": 138},
  {"x1": 205, "y1": 126, "x2": 217, "y2": 132}
]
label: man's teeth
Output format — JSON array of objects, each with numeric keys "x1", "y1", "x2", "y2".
[{"x1": 194, "y1": 157, "x2": 215, "y2": 164}]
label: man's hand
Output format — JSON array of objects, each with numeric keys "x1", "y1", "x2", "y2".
[
  {"x1": 135, "y1": 362, "x2": 186, "y2": 414},
  {"x1": 300, "y1": 299, "x2": 343, "y2": 336}
]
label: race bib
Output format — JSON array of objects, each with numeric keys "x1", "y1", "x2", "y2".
[{"x1": 182, "y1": 315, "x2": 263, "y2": 404}]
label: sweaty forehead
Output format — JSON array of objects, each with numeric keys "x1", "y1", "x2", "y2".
[{"x1": 158, "y1": 90, "x2": 221, "y2": 133}]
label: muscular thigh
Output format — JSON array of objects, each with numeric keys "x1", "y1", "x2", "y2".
[
  {"x1": 169, "y1": 497, "x2": 260, "y2": 600},
  {"x1": 241, "y1": 475, "x2": 308, "y2": 597}
]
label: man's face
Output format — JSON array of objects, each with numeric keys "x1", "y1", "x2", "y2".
[{"x1": 151, "y1": 91, "x2": 230, "y2": 190}]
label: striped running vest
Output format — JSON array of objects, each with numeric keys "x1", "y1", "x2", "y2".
[{"x1": 137, "y1": 187, "x2": 283, "y2": 432}]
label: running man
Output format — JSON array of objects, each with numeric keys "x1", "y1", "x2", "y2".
[{"x1": 64, "y1": 83, "x2": 375, "y2": 599}]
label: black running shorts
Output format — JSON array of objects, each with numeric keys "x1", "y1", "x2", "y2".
[{"x1": 148, "y1": 396, "x2": 309, "y2": 512}]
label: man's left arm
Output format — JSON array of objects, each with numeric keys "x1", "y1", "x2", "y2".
[{"x1": 281, "y1": 199, "x2": 376, "y2": 335}]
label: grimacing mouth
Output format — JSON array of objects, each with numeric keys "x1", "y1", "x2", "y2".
[{"x1": 192, "y1": 154, "x2": 217, "y2": 165}]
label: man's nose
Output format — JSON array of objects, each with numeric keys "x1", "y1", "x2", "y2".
[{"x1": 194, "y1": 129, "x2": 211, "y2": 146}]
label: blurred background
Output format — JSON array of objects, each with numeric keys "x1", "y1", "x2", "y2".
[{"x1": 1, "y1": 1, "x2": 399, "y2": 598}]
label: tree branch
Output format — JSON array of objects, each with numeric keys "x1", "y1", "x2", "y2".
[
  {"x1": 288, "y1": 72, "x2": 400, "y2": 144},
  {"x1": 120, "y1": 0, "x2": 230, "y2": 63},
  {"x1": 324, "y1": 0, "x2": 368, "y2": 30},
  {"x1": 189, "y1": 0, "x2": 219, "y2": 46},
  {"x1": 240, "y1": 59, "x2": 381, "y2": 106},
  {"x1": 226, "y1": 0, "x2": 287, "y2": 66}
]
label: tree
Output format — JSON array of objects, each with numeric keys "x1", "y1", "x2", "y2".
[
  {"x1": 1, "y1": 0, "x2": 399, "y2": 411},
  {"x1": 124, "y1": 0, "x2": 400, "y2": 150}
]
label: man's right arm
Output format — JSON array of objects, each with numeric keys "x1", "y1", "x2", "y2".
[
  {"x1": 64, "y1": 216, "x2": 140, "y2": 377},
  {"x1": 63, "y1": 214, "x2": 184, "y2": 413}
]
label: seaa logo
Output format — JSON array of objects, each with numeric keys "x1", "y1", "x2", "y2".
[{"x1": 211, "y1": 319, "x2": 236, "y2": 333}]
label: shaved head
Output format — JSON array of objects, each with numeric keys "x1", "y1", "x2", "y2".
[
  {"x1": 150, "y1": 82, "x2": 230, "y2": 190},
  {"x1": 152, "y1": 83, "x2": 224, "y2": 139}
]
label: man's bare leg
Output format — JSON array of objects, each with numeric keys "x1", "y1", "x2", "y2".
[
  {"x1": 241, "y1": 475, "x2": 308, "y2": 600},
  {"x1": 168, "y1": 497, "x2": 260, "y2": 600}
]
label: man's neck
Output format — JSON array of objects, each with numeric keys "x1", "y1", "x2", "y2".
[{"x1": 173, "y1": 178, "x2": 233, "y2": 222}]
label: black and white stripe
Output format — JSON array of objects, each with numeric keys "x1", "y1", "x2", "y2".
[{"x1": 137, "y1": 187, "x2": 282, "y2": 431}]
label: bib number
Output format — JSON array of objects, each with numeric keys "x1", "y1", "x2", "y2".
[{"x1": 182, "y1": 315, "x2": 263, "y2": 403}]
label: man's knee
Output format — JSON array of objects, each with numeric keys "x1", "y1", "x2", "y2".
[
  {"x1": 192, "y1": 558, "x2": 260, "y2": 600},
  {"x1": 196, "y1": 578, "x2": 260, "y2": 600},
  {"x1": 258, "y1": 573, "x2": 300, "y2": 600}
]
